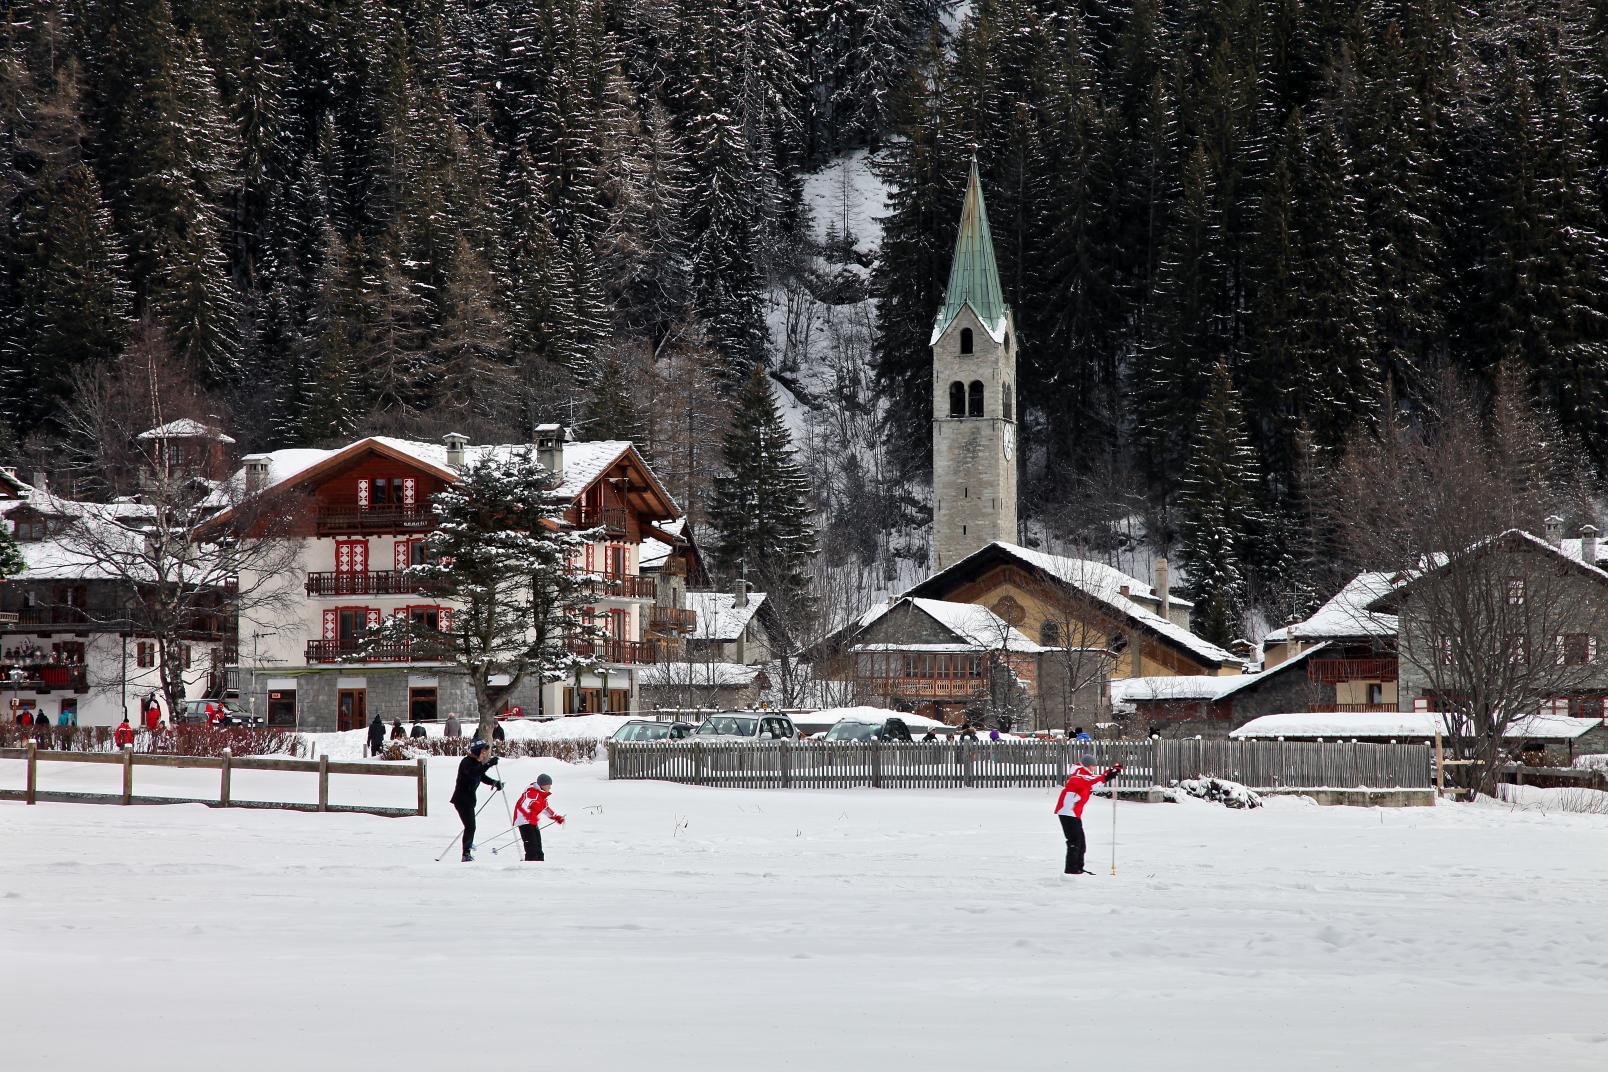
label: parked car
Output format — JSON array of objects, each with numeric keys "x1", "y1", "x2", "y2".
[
  {"x1": 611, "y1": 719, "x2": 693, "y2": 742},
  {"x1": 176, "y1": 698, "x2": 264, "y2": 728},
  {"x1": 825, "y1": 716, "x2": 913, "y2": 743},
  {"x1": 692, "y1": 713, "x2": 799, "y2": 741}
]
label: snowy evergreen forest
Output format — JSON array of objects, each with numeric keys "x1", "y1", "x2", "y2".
[{"x1": 5, "y1": 0, "x2": 1608, "y2": 642}]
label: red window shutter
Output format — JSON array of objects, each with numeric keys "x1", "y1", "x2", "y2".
[
  {"x1": 356, "y1": 478, "x2": 370, "y2": 509},
  {"x1": 322, "y1": 609, "x2": 337, "y2": 640},
  {"x1": 352, "y1": 541, "x2": 366, "y2": 572},
  {"x1": 585, "y1": 544, "x2": 595, "y2": 572}
]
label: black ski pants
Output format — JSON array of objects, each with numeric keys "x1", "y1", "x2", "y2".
[
  {"x1": 455, "y1": 799, "x2": 476, "y2": 859},
  {"x1": 519, "y1": 822, "x2": 544, "y2": 862},
  {"x1": 1059, "y1": 814, "x2": 1087, "y2": 874}
]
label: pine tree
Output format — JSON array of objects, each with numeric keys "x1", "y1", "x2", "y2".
[
  {"x1": 1177, "y1": 361, "x2": 1263, "y2": 647},
  {"x1": 708, "y1": 364, "x2": 817, "y2": 605}
]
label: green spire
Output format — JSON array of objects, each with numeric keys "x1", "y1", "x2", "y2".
[{"x1": 931, "y1": 158, "x2": 1007, "y2": 344}]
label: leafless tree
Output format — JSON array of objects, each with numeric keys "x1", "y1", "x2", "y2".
[
  {"x1": 1334, "y1": 364, "x2": 1604, "y2": 797},
  {"x1": 51, "y1": 332, "x2": 301, "y2": 715}
]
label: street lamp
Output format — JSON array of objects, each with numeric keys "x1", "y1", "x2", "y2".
[{"x1": 9, "y1": 666, "x2": 25, "y2": 723}]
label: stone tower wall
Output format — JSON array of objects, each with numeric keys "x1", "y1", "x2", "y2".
[{"x1": 931, "y1": 305, "x2": 1018, "y2": 570}]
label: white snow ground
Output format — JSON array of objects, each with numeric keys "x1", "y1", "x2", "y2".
[{"x1": 3, "y1": 758, "x2": 1606, "y2": 1071}]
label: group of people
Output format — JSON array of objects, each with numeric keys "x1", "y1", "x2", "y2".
[
  {"x1": 365, "y1": 712, "x2": 505, "y2": 757},
  {"x1": 2, "y1": 644, "x2": 74, "y2": 664}
]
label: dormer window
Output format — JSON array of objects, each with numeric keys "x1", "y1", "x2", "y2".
[{"x1": 959, "y1": 327, "x2": 973, "y2": 354}]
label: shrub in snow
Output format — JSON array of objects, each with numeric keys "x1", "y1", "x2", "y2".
[
  {"x1": 389, "y1": 737, "x2": 600, "y2": 764},
  {"x1": 1572, "y1": 754, "x2": 1608, "y2": 772},
  {"x1": 0, "y1": 723, "x2": 307, "y2": 757},
  {"x1": 1177, "y1": 777, "x2": 1262, "y2": 809}
]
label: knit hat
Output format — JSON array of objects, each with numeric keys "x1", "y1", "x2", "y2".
[{"x1": 1080, "y1": 753, "x2": 1096, "y2": 766}]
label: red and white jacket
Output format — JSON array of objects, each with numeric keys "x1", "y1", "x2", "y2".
[
  {"x1": 1054, "y1": 765, "x2": 1109, "y2": 818},
  {"x1": 513, "y1": 785, "x2": 561, "y2": 826}
]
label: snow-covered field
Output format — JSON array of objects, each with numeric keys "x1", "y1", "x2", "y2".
[{"x1": 3, "y1": 758, "x2": 1606, "y2": 1071}]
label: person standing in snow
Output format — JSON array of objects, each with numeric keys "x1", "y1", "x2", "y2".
[
  {"x1": 113, "y1": 717, "x2": 135, "y2": 750},
  {"x1": 366, "y1": 714, "x2": 385, "y2": 757},
  {"x1": 1054, "y1": 755, "x2": 1123, "y2": 875},
  {"x1": 511, "y1": 773, "x2": 565, "y2": 862},
  {"x1": 449, "y1": 740, "x2": 503, "y2": 862},
  {"x1": 444, "y1": 712, "x2": 462, "y2": 738},
  {"x1": 409, "y1": 722, "x2": 426, "y2": 739}
]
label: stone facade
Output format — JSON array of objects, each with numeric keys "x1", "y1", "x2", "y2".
[
  {"x1": 243, "y1": 667, "x2": 548, "y2": 731},
  {"x1": 932, "y1": 304, "x2": 1018, "y2": 571}
]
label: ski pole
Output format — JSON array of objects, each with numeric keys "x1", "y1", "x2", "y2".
[
  {"x1": 434, "y1": 790, "x2": 504, "y2": 862},
  {"x1": 487, "y1": 819, "x2": 561, "y2": 856},
  {"x1": 1110, "y1": 763, "x2": 1119, "y2": 877}
]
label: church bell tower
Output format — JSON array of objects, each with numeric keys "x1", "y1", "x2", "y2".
[{"x1": 930, "y1": 160, "x2": 1018, "y2": 571}]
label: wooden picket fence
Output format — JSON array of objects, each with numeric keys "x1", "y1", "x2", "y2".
[
  {"x1": 0, "y1": 741, "x2": 427, "y2": 817},
  {"x1": 607, "y1": 738, "x2": 1432, "y2": 792}
]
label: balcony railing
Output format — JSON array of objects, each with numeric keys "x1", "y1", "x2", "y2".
[
  {"x1": 1307, "y1": 657, "x2": 1398, "y2": 684},
  {"x1": 577, "y1": 504, "x2": 629, "y2": 534},
  {"x1": 304, "y1": 639, "x2": 450, "y2": 664},
  {"x1": 0, "y1": 662, "x2": 89, "y2": 691},
  {"x1": 568, "y1": 571, "x2": 656, "y2": 600},
  {"x1": 316, "y1": 506, "x2": 438, "y2": 535},
  {"x1": 305, "y1": 570, "x2": 438, "y2": 598},
  {"x1": 566, "y1": 638, "x2": 658, "y2": 665},
  {"x1": 650, "y1": 606, "x2": 697, "y2": 632},
  {"x1": 6, "y1": 607, "x2": 91, "y2": 627},
  {"x1": 862, "y1": 675, "x2": 986, "y2": 699},
  {"x1": 1308, "y1": 703, "x2": 1400, "y2": 713}
]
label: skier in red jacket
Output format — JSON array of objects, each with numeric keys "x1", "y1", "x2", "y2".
[
  {"x1": 1054, "y1": 755, "x2": 1122, "y2": 875},
  {"x1": 512, "y1": 773, "x2": 565, "y2": 862}
]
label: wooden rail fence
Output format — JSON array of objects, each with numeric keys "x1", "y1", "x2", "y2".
[
  {"x1": 608, "y1": 738, "x2": 1433, "y2": 792},
  {"x1": 1, "y1": 741, "x2": 427, "y2": 817}
]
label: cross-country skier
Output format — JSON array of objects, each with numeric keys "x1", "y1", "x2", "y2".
[
  {"x1": 511, "y1": 773, "x2": 565, "y2": 862},
  {"x1": 1054, "y1": 755, "x2": 1123, "y2": 875},
  {"x1": 449, "y1": 740, "x2": 503, "y2": 862}
]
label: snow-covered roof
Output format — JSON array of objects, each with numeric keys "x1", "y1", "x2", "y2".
[
  {"x1": 641, "y1": 661, "x2": 762, "y2": 688},
  {"x1": 216, "y1": 436, "x2": 677, "y2": 517},
  {"x1": 137, "y1": 418, "x2": 236, "y2": 444},
  {"x1": 791, "y1": 706, "x2": 952, "y2": 731},
  {"x1": 850, "y1": 596, "x2": 1045, "y2": 653},
  {"x1": 687, "y1": 590, "x2": 767, "y2": 642},
  {"x1": 640, "y1": 517, "x2": 686, "y2": 572},
  {"x1": 1264, "y1": 573, "x2": 1399, "y2": 644},
  {"x1": 1111, "y1": 645, "x2": 1326, "y2": 710},
  {"x1": 1232, "y1": 711, "x2": 1603, "y2": 740},
  {"x1": 963, "y1": 543, "x2": 1234, "y2": 668}
]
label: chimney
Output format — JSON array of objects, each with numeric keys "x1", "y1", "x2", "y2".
[
  {"x1": 1583, "y1": 524, "x2": 1599, "y2": 566},
  {"x1": 733, "y1": 576, "x2": 749, "y2": 608},
  {"x1": 242, "y1": 454, "x2": 271, "y2": 494},
  {"x1": 1545, "y1": 515, "x2": 1564, "y2": 545},
  {"x1": 1155, "y1": 557, "x2": 1171, "y2": 620},
  {"x1": 534, "y1": 424, "x2": 566, "y2": 480},
  {"x1": 1118, "y1": 583, "x2": 1131, "y2": 599},
  {"x1": 442, "y1": 432, "x2": 469, "y2": 471}
]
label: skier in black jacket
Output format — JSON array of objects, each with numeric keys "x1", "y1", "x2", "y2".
[{"x1": 449, "y1": 740, "x2": 503, "y2": 862}]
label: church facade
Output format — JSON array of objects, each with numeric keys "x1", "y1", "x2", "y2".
[{"x1": 931, "y1": 160, "x2": 1018, "y2": 571}]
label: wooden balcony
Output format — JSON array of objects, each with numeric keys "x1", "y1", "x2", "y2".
[
  {"x1": 1307, "y1": 658, "x2": 1398, "y2": 684},
  {"x1": 650, "y1": 606, "x2": 697, "y2": 632},
  {"x1": 566, "y1": 637, "x2": 658, "y2": 665},
  {"x1": 304, "y1": 639, "x2": 449, "y2": 664},
  {"x1": 1308, "y1": 703, "x2": 1400, "y2": 713},
  {"x1": 0, "y1": 662, "x2": 88, "y2": 691},
  {"x1": 577, "y1": 504, "x2": 629, "y2": 535},
  {"x1": 304, "y1": 570, "x2": 438, "y2": 598},
  {"x1": 863, "y1": 675, "x2": 986, "y2": 699},
  {"x1": 568, "y1": 570, "x2": 656, "y2": 600},
  {"x1": 316, "y1": 506, "x2": 437, "y2": 535}
]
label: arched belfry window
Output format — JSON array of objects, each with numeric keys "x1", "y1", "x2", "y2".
[
  {"x1": 959, "y1": 327, "x2": 974, "y2": 355},
  {"x1": 1002, "y1": 382, "x2": 1012, "y2": 420},
  {"x1": 968, "y1": 380, "x2": 984, "y2": 417},
  {"x1": 949, "y1": 381, "x2": 966, "y2": 417}
]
